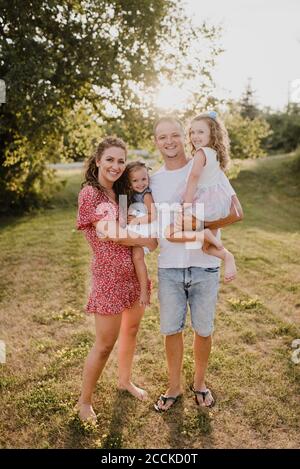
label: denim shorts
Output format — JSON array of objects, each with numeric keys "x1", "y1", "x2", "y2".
[{"x1": 158, "y1": 267, "x2": 220, "y2": 337}]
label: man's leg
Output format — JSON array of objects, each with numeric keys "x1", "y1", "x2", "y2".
[
  {"x1": 155, "y1": 268, "x2": 187, "y2": 411},
  {"x1": 189, "y1": 266, "x2": 220, "y2": 407},
  {"x1": 193, "y1": 333, "x2": 214, "y2": 406},
  {"x1": 156, "y1": 332, "x2": 184, "y2": 410}
]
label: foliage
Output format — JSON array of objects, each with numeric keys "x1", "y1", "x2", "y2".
[
  {"x1": 291, "y1": 145, "x2": 300, "y2": 173},
  {"x1": 1, "y1": 155, "x2": 300, "y2": 448},
  {"x1": 263, "y1": 104, "x2": 300, "y2": 153},
  {"x1": 239, "y1": 79, "x2": 261, "y2": 120},
  {"x1": 224, "y1": 103, "x2": 272, "y2": 159},
  {"x1": 0, "y1": 0, "x2": 221, "y2": 213},
  {"x1": 51, "y1": 103, "x2": 103, "y2": 162}
]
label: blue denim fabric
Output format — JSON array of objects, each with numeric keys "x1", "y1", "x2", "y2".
[{"x1": 158, "y1": 266, "x2": 220, "y2": 336}]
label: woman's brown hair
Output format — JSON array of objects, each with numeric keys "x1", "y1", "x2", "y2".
[
  {"x1": 82, "y1": 136, "x2": 129, "y2": 200},
  {"x1": 189, "y1": 115, "x2": 230, "y2": 171}
]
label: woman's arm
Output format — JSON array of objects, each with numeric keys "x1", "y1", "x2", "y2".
[
  {"x1": 183, "y1": 150, "x2": 206, "y2": 203},
  {"x1": 94, "y1": 220, "x2": 158, "y2": 251}
]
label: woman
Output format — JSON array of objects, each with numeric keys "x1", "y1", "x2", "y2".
[{"x1": 76, "y1": 136, "x2": 156, "y2": 423}]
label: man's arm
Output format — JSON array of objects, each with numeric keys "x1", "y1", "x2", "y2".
[
  {"x1": 166, "y1": 195, "x2": 243, "y2": 243},
  {"x1": 203, "y1": 195, "x2": 244, "y2": 230}
]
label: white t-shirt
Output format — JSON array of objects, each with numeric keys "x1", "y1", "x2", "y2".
[{"x1": 150, "y1": 159, "x2": 235, "y2": 269}]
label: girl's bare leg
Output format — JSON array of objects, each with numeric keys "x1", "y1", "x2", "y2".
[
  {"x1": 132, "y1": 246, "x2": 150, "y2": 306},
  {"x1": 203, "y1": 228, "x2": 223, "y2": 249},
  {"x1": 203, "y1": 242, "x2": 237, "y2": 283},
  {"x1": 117, "y1": 300, "x2": 148, "y2": 400},
  {"x1": 76, "y1": 313, "x2": 122, "y2": 422}
]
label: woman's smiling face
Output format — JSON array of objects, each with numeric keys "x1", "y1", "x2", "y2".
[{"x1": 96, "y1": 146, "x2": 126, "y2": 184}]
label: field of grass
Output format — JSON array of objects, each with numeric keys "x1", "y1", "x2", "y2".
[{"x1": 0, "y1": 154, "x2": 300, "y2": 449}]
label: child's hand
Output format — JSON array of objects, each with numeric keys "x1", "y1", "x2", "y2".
[
  {"x1": 139, "y1": 290, "x2": 150, "y2": 307},
  {"x1": 128, "y1": 216, "x2": 140, "y2": 225},
  {"x1": 96, "y1": 228, "x2": 105, "y2": 238},
  {"x1": 174, "y1": 210, "x2": 199, "y2": 231},
  {"x1": 174, "y1": 211, "x2": 183, "y2": 231}
]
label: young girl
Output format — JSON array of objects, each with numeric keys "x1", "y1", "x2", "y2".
[
  {"x1": 124, "y1": 161, "x2": 156, "y2": 306},
  {"x1": 169, "y1": 111, "x2": 237, "y2": 283}
]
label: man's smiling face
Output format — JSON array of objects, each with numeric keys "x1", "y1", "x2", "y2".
[{"x1": 154, "y1": 120, "x2": 185, "y2": 161}]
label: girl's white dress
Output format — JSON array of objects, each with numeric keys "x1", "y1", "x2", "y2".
[{"x1": 188, "y1": 146, "x2": 233, "y2": 221}]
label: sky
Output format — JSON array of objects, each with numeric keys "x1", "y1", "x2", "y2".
[{"x1": 184, "y1": 0, "x2": 300, "y2": 110}]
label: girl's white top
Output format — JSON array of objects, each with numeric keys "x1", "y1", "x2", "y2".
[{"x1": 188, "y1": 146, "x2": 234, "y2": 221}]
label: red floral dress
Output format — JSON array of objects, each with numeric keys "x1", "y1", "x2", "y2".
[{"x1": 77, "y1": 185, "x2": 142, "y2": 315}]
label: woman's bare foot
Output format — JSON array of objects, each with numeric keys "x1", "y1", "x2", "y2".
[
  {"x1": 118, "y1": 382, "x2": 148, "y2": 401},
  {"x1": 224, "y1": 250, "x2": 237, "y2": 283},
  {"x1": 75, "y1": 401, "x2": 97, "y2": 424}
]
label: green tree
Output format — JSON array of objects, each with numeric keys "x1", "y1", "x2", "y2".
[
  {"x1": 239, "y1": 79, "x2": 260, "y2": 120},
  {"x1": 263, "y1": 104, "x2": 300, "y2": 153},
  {"x1": 0, "y1": 0, "x2": 221, "y2": 213},
  {"x1": 225, "y1": 103, "x2": 271, "y2": 159},
  {"x1": 52, "y1": 103, "x2": 103, "y2": 162}
]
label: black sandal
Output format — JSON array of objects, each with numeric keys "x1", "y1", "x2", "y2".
[
  {"x1": 190, "y1": 385, "x2": 215, "y2": 408},
  {"x1": 154, "y1": 394, "x2": 181, "y2": 412}
]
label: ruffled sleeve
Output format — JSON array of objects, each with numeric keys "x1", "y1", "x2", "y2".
[
  {"x1": 142, "y1": 187, "x2": 152, "y2": 196},
  {"x1": 200, "y1": 147, "x2": 217, "y2": 166},
  {"x1": 77, "y1": 185, "x2": 112, "y2": 230}
]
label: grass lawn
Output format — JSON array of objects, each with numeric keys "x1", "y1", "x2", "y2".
[{"x1": 0, "y1": 154, "x2": 300, "y2": 449}]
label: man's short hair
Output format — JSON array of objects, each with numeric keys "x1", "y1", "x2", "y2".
[{"x1": 153, "y1": 116, "x2": 184, "y2": 136}]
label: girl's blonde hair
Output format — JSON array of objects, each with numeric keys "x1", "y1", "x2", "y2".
[
  {"x1": 82, "y1": 136, "x2": 128, "y2": 199},
  {"x1": 189, "y1": 114, "x2": 230, "y2": 171}
]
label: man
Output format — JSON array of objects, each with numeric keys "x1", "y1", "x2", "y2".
[{"x1": 150, "y1": 116, "x2": 238, "y2": 410}]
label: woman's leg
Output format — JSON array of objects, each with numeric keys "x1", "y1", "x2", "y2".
[
  {"x1": 132, "y1": 247, "x2": 150, "y2": 306},
  {"x1": 117, "y1": 300, "x2": 148, "y2": 400},
  {"x1": 77, "y1": 313, "x2": 122, "y2": 421}
]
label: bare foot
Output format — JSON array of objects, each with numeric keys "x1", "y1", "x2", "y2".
[
  {"x1": 75, "y1": 402, "x2": 97, "y2": 424},
  {"x1": 118, "y1": 382, "x2": 148, "y2": 401},
  {"x1": 224, "y1": 250, "x2": 237, "y2": 283}
]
